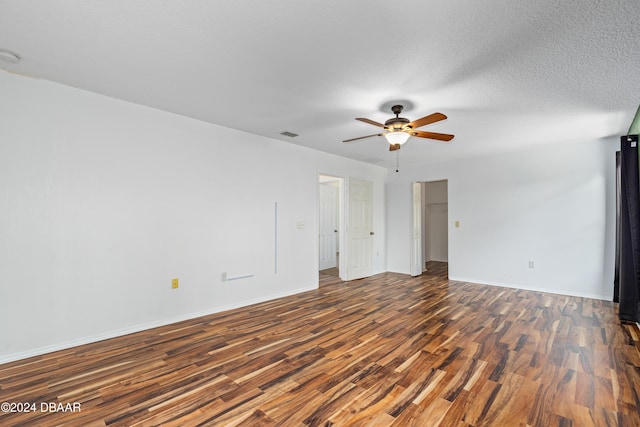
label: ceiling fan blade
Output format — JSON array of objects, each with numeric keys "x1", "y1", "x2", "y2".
[
  {"x1": 343, "y1": 133, "x2": 383, "y2": 143},
  {"x1": 389, "y1": 143, "x2": 401, "y2": 151},
  {"x1": 356, "y1": 118, "x2": 385, "y2": 128},
  {"x1": 408, "y1": 112, "x2": 447, "y2": 129},
  {"x1": 411, "y1": 130, "x2": 455, "y2": 142}
]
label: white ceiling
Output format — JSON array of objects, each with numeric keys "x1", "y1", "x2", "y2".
[{"x1": 1, "y1": 0, "x2": 639, "y2": 169}]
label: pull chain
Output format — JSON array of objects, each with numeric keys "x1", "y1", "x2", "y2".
[{"x1": 395, "y1": 150, "x2": 400, "y2": 173}]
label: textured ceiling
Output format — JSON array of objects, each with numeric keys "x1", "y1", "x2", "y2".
[{"x1": 1, "y1": 0, "x2": 639, "y2": 169}]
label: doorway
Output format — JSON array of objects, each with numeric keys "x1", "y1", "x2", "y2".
[
  {"x1": 318, "y1": 175, "x2": 343, "y2": 278},
  {"x1": 413, "y1": 180, "x2": 449, "y2": 276}
]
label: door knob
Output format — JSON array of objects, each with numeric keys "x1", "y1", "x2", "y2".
[{"x1": 370, "y1": 231, "x2": 375, "y2": 235}]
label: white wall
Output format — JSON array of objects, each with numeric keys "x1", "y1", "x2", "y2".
[
  {"x1": 388, "y1": 138, "x2": 618, "y2": 300},
  {"x1": 0, "y1": 71, "x2": 387, "y2": 363}
]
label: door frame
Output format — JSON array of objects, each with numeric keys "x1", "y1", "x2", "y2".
[
  {"x1": 414, "y1": 179, "x2": 450, "y2": 274},
  {"x1": 317, "y1": 174, "x2": 345, "y2": 280},
  {"x1": 318, "y1": 181, "x2": 339, "y2": 270},
  {"x1": 317, "y1": 174, "x2": 375, "y2": 283}
]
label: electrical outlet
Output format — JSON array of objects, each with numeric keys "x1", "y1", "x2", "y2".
[
  {"x1": 528, "y1": 261, "x2": 535, "y2": 269},
  {"x1": 455, "y1": 221, "x2": 460, "y2": 228},
  {"x1": 171, "y1": 278, "x2": 179, "y2": 289},
  {"x1": 221, "y1": 272, "x2": 227, "y2": 281}
]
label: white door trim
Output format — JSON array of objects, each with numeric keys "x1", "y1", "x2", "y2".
[{"x1": 319, "y1": 182, "x2": 338, "y2": 270}]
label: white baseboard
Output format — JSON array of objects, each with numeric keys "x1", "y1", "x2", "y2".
[
  {"x1": 0, "y1": 285, "x2": 315, "y2": 365},
  {"x1": 448, "y1": 276, "x2": 611, "y2": 301}
]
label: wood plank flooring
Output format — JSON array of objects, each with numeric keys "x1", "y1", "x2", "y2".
[{"x1": 1, "y1": 265, "x2": 639, "y2": 426}]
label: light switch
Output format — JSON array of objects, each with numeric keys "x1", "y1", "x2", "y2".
[{"x1": 455, "y1": 221, "x2": 460, "y2": 228}]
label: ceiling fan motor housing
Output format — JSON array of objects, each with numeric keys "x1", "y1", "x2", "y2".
[
  {"x1": 384, "y1": 116, "x2": 410, "y2": 130},
  {"x1": 385, "y1": 105, "x2": 411, "y2": 130}
]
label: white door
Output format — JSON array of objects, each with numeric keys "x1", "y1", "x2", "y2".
[
  {"x1": 319, "y1": 183, "x2": 338, "y2": 270},
  {"x1": 346, "y1": 178, "x2": 373, "y2": 280},
  {"x1": 410, "y1": 182, "x2": 423, "y2": 276}
]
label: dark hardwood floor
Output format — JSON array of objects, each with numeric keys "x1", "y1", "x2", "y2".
[{"x1": 1, "y1": 266, "x2": 639, "y2": 426}]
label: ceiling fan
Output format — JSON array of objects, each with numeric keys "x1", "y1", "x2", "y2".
[{"x1": 343, "y1": 105, "x2": 454, "y2": 151}]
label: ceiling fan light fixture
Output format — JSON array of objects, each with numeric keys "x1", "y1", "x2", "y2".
[{"x1": 385, "y1": 131, "x2": 410, "y2": 145}]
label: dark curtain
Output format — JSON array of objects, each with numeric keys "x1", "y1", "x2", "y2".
[
  {"x1": 617, "y1": 134, "x2": 640, "y2": 322},
  {"x1": 614, "y1": 151, "x2": 620, "y2": 302}
]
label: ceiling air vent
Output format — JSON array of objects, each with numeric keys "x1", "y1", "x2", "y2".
[
  {"x1": 280, "y1": 131, "x2": 299, "y2": 138},
  {"x1": 0, "y1": 48, "x2": 21, "y2": 64}
]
